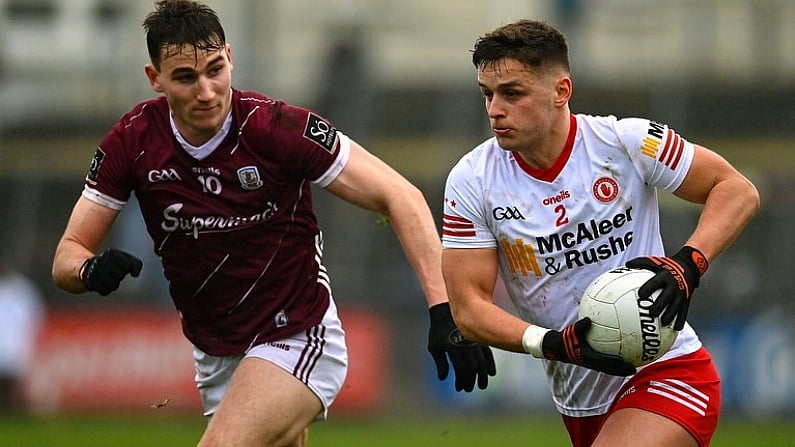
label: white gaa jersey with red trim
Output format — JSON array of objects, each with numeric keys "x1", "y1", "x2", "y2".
[{"x1": 442, "y1": 114, "x2": 703, "y2": 417}]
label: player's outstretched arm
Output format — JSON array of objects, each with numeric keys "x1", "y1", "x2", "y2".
[
  {"x1": 53, "y1": 196, "x2": 141, "y2": 295},
  {"x1": 325, "y1": 141, "x2": 496, "y2": 391},
  {"x1": 325, "y1": 141, "x2": 446, "y2": 306}
]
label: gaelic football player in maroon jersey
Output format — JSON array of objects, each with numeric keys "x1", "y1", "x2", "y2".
[{"x1": 52, "y1": 1, "x2": 495, "y2": 445}]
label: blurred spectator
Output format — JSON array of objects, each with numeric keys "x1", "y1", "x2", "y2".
[{"x1": 0, "y1": 263, "x2": 44, "y2": 412}]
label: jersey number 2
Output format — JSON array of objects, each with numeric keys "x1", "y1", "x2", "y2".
[{"x1": 554, "y1": 205, "x2": 569, "y2": 227}]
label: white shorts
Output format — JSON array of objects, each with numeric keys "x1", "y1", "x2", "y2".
[{"x1": 192, "y1": 299, "x2": 348, "y2": 420}]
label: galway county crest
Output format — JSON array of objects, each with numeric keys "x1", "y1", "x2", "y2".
[{"x1": 237, "y1": 166, "x2": 263, "y2": 190}]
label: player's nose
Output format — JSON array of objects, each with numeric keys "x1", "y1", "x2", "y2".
[
  {"x1": 196, "y1": 76, "x2": 216, "y2": 102},
  {"x1": 486, "y1": 97, "x2": 507, "y2": 118}
]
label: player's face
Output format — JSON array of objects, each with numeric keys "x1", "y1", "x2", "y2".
[
  {"x1": 145, "y1": 44, "x2": 233, "y2": 146},
  {"x1": 477, "y1": 58, "x2": 569, "y2": 154}
]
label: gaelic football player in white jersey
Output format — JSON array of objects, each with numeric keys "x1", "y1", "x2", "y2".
[
  {"x1": 52, "y1": 1, "x2": 495, "y2": 446},
  {"x1": 442, "y1": 19, "x2": 759, "y2": 447}
]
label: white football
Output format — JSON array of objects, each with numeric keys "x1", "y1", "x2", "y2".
[{"x1": 578, "y1": 267, "x2": 678, "y2": 367}]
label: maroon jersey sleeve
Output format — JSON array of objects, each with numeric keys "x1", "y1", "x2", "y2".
[
  {"x1": 236, "y1": 91, "x2": 345, "y2": 184},
  {"x1": 84, "y1": 98, "x2": 171, "y2": 207}
]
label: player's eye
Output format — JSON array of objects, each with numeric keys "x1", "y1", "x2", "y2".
[{"x1": 173, "y1": 74, "x2": 196, "y2": 83}]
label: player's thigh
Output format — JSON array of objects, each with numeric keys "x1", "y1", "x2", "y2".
[
  {"x1": 593, "y1": 407, "x2": 698, "y2": 447},
  {"x1": 198, "y1": 357, "x2": 322, "y2": 447}
]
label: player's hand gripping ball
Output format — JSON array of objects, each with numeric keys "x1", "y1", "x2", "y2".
[
  {"x1": 625, "y1": 246, "x2": 708, "y2": 331},
  {"x1": 578, "y1": 267, "x2": 679, "y2": 367}
]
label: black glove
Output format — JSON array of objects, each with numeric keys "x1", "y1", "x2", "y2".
[
  {"x1": 625, "y1": 246, "x2": 708, "y2": 331},
  {"x1": 428, "y1": 302, "x2": 496, "y2": 392},
  {"x1": 542, "y1": 318, "x2": 636, "y2": 376},
  {"x1": 80, "y1": 248, "x2": 143, "y2": 296}
]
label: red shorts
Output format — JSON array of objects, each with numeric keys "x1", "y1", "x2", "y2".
[{"x1": 562, "y1": 347, "x2": 721, "y2": 447}]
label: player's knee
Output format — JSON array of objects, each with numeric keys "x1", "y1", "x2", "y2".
[
  {"x1": 198, "y1": 425, "x2": 306, "y2": 447},
  {"x1": 281, "y1": 426, "x2": 309, "y2": 447},
  {"x1": 266, "y1": 424, "x2": 309, "y2": 447}
]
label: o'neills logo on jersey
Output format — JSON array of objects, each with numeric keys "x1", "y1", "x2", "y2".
[
  {"x1": 593, "y1": 177, "x2": 619, "y2": 203},
  {"x1": 542, "y1": 190, "x2": 571, "y2": 206}
]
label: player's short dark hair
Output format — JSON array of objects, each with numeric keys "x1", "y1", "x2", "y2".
[
  {"x1": 472, "y1": 20, "x2": 570, "y2": 73},
  {"x1": 142, "y1": 0, "x2": 226, "y2": 69}
]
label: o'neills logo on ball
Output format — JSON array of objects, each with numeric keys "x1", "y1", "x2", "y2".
[{"x1": 637, "y1": 295, "x2": 663, "y2": 361}]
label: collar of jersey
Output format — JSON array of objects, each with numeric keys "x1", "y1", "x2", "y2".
[
  {"x1": 170, "y1": 110, "x2": 233, "y2": 161},
  {"x1": 513, "y1": 114, "x2": 577, "y2": 182}
]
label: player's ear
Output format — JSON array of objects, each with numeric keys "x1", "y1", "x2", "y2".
[
  {"x1": 554, "y1": 75, "x2": 572, "y2": 107},
  {"x1": 144, "y1": 64, "x2": 164, "y2": 93},
  {"x1": 225, "y1": 43, "x2": 233, "y2": 71}
]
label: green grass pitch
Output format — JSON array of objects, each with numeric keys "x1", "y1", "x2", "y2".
[{"x1": 0, "y1": 414, "x2": 792, "y2": 446}]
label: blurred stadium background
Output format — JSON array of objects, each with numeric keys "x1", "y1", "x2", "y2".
[{"x1": 0, "y1": 0, "x2": 793, "y2": 444}]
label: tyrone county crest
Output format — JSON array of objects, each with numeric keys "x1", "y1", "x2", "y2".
[{"x1": 237, "y1": 166, "x2": 263, "y2": 190}]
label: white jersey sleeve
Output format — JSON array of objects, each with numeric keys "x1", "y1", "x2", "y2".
[
  {"x1": 442, "y1": 143, "x2": 499, "y2": 249},
  {"x1": 612, "y1": 117, "x2": 694, "y2": 193}
]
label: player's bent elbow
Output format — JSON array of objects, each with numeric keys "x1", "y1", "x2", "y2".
[
  {"x1": 734, "y1": 178, "x2": 761, "y2": 230},
  {"x1": 450, "y1": 304, "x2": 483, "y2": 344},
  {"x1": 459, "y1": 325, "x2": 483, "y2": 345},
  {"x1": 746, "y1": 180, "x2": 761, "y2": 217},
  {"x1": 402, "y1": 182, "x2": 428, "y2": 207}
]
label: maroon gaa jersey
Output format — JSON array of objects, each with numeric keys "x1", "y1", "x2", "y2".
[{"x1": 82, "y1": 89, "x2": 349, "y2": 356}]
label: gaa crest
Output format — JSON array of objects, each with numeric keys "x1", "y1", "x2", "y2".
[{"x1": 237, "y1": 166, "x2": 263, "y2": 190}]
